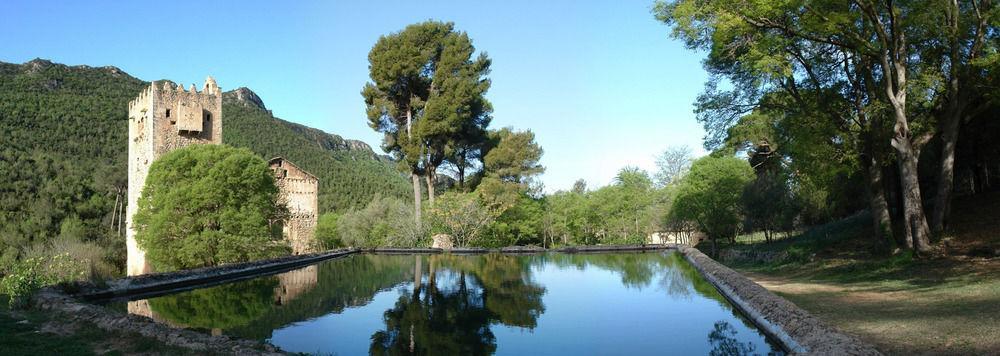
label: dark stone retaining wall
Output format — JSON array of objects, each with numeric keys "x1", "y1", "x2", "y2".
[{"x1": 680, "y1": 246, "x2": 882, "y2": 355}]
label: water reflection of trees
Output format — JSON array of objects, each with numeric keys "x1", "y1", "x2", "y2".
[
  {"x1": 371, "y1": 254, "x2": 546, "y2": 355},
  {"x1": 145, "y1": 254, "x2": 416, "y2": 338},
  {"x1": 139, "y1": 251, "x2": 779, "y2": 354},
  {"x1": 148, "y1": 276, "x2": 278, "y2": 330},
  {"x1": 707, "y1": 321, "x2": 763, "y2": 356}
]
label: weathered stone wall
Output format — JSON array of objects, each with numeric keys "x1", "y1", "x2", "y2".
[
  {"x1": 679, "y1": 246, "x2": 882, "y2": 355},
  {"x1": 269, "y1": 158, "x2": 319, "y2": 254},
  {"x1": 126, "y1": 78, "x2": 222, "y2": 276}
]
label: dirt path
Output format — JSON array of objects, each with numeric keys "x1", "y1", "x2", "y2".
[{"x1": 743, "y1": 270, "x2": 1000, "y2": 355}]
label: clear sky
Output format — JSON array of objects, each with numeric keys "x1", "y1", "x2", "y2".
[{"x1": 2, "y1": 0, "x2": 708, "y2": 192}]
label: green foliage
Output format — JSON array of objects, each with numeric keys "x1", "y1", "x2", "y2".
[
  {"x1": 534, "y1": 168, "x2": 673, "y2": 247},
  {"x1": 336, "y1": 196, "x2": 423, "y2": 248},
  {"x1": 0, "y1": 254, "x2": 87, "y2": 308},
  {"x1": 133, "y1": 145, "x2": 290, "y2": 271},
  {"x1": 482, "y1": 128, "x2": 544, "y2": 185},
  {"x1": 0, "y1": 60, "x2": 140, "y2": 277},
  {"x1": 672, "y1": 156, "x2": 754, "y2": 242},
  {"x1": 428, "y1": 192, "x2": 495, "y2": 247},
  {"x1": 315, "y1": 213, "x2": 343, "y2": 249},
  {"x1": 149, "y1": 276, "x2": 278, "y2": 330}
]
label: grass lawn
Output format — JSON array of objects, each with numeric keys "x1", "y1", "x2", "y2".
[
  {"x1": 714, "y1": 192, "x2": 1000, "y2": 355},
  {"x1": 0, "y1": 296, "x2": 205, "y2": 356}
]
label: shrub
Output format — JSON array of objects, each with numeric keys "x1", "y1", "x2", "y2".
[
  {"x1": 133, "y1": 145, "x2": 290, "y2": 272},
  {"x1": 429, "y1": 192, "x2": 495, "y2": 247},
  {"x1": 0, "y1": 253, "x2": 87, "y2": 308},
  {"x1": 337, "y1": 196, "x2": 424, "y2": 248}
]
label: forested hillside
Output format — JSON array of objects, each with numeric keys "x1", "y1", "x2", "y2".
[
  {"x1": 221, "y1": 89, "x2": 411, "y2": 212},
  {"x1": 0, "y1": 58, "x2": 408, "y2": 271}
]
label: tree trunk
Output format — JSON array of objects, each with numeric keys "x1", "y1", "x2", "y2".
[
  {"x1": 931, "y1": 110, "x2": 961, "y2": 234},
  {"x1": 110, "y1": 187, "x2": 120, "y2": 231},
  {"x1": 864, "y1": 150, "x2": 895, "y2": 250},
  {"x1": 412, "y1": 173, "x2": 422, "y2": 229},
  {"x1": 895, "y1": 141, "x2": 932, "y2": 253},
  {"x1": 933, "y1": 6, "x2": 963, "y2": 234},
  {"x1": 425, "y1": 168, "x2": 436, "y2": 207},
  {"x1": 406, "y1": 108, "x2": 412, "y2": 138}
]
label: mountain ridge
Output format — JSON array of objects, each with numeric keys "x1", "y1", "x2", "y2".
[{"x1": 0, "y1": 58, "x2": 409, "y2": 257}]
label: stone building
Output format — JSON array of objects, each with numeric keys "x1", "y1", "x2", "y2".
[
  {"x1": 126, "y1": 77, "x2": 222, "y2": 276},
  {"x1": 269, "y1": 157, "x2": 319, "y2": 254}
]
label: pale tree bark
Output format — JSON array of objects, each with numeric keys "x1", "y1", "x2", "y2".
[
  {"x1": 861, "y1": 0, "x2": 932, "y2": 253},
  {"x1": 412, "y1": 173, "x2": 422, "y2": 228},
  {"x1": 406, "y1": 108, "x2": 423, "y2": 228}
]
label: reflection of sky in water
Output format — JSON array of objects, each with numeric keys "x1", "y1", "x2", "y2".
[
  {"x1": 269, "y1": 287, "x2": 404, "y2": 355},
  {"x1": 131, "y1": 252, "x2": 783, "y2": 355},
  {"x1": 490, "y1": 261, "x2": 774, "y2": 355}
]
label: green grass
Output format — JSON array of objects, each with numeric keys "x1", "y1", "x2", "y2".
[{"x1": 714, "y1": 211, "x2": 1000, "y2": 354}]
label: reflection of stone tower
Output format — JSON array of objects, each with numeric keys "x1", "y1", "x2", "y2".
[
  {"x1": 126, "y1": 78, "x2": 222, "y2": 276},
  {"x1": 269, "y1": 157, "x2": 319, "y2": 254},
  {"x1": 273, "y1": 265, "x2": 319, "y2": 305}
]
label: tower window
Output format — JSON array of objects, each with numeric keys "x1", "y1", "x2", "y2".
[
  {"x1": 205, "y1": 112, "x2": 212, "y2": 122},
  {"x1": 165, "y1": 109, "x2": 171, "y2": 117}
]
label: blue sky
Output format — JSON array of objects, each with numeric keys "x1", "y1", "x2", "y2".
[{"x1": 2, "y1": 0, "x2": 708, "y2": 192}]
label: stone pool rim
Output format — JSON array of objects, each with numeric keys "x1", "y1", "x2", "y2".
[{"x1": 35, "y1": 244, "x2": 881, "y2": 355}]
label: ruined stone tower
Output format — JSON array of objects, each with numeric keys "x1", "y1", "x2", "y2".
[
  {"x1": 269, "y1": 157, "x2": 319, "y2": 254},
  {"x1": 126, "y1": 77, "x2": 222, "y2": 276}
]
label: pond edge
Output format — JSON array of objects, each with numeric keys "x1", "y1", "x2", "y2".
[{"x1": 680, "y1": 246, "x2": 882, "y2": 355}]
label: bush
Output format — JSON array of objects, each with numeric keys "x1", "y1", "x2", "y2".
[
  {"x1": 133, "y1": 145, "x2": 290, "y2": 272},
  {"x1": 337, "y1": 196, "x2": 423, "y2": 248},
  {"x1": 0, "y1": 253, "x2": 87, "y2": 308},
  {"x1": 429, "y1": 192, "x2": 495, "y2": 247},
  {"x1": 315, "y1": 213, "x2": 343, "y2": 249}
]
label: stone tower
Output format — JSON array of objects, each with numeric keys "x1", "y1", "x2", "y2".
[
  {"x1": 126, "y1": 77, "x2": 222, "y2": 276},
  {"x1": 269, "y1": 157, "x2": 319, "y2": 254}
]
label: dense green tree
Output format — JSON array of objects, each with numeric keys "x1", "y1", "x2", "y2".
[
  {"x1": 133, "y1": 145, "x2": 289, "y2": 271},
  {"x1": 482, "y1": 128, "x2": 544, "y2": 185},
  {"x1": 419, "y1": 28, "x2": 493, "y2": 202},
  {"x1": 363, "y1": 21, "x2": 451, "y2": 224},
  {"x1": 741, "y1": 142, "x2": 797, "y2": 243},
  {"x1": 672, "y1": 156, "x2": 754, "y2": 255},
  {"x1": 654, "y1": 0, "x2": 951, "y2": 252},
  {"x1": 363, "y1": 21, "x2": 494, "y2": 220}
]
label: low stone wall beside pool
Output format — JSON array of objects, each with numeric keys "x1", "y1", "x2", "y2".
[{"x1": 679, "y1": 246, "x2": 882, "y2": 355}]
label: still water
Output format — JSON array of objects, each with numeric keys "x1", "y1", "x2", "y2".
[{"x1": 113, "y1": 251, "x2": 784, "y2": 355}]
